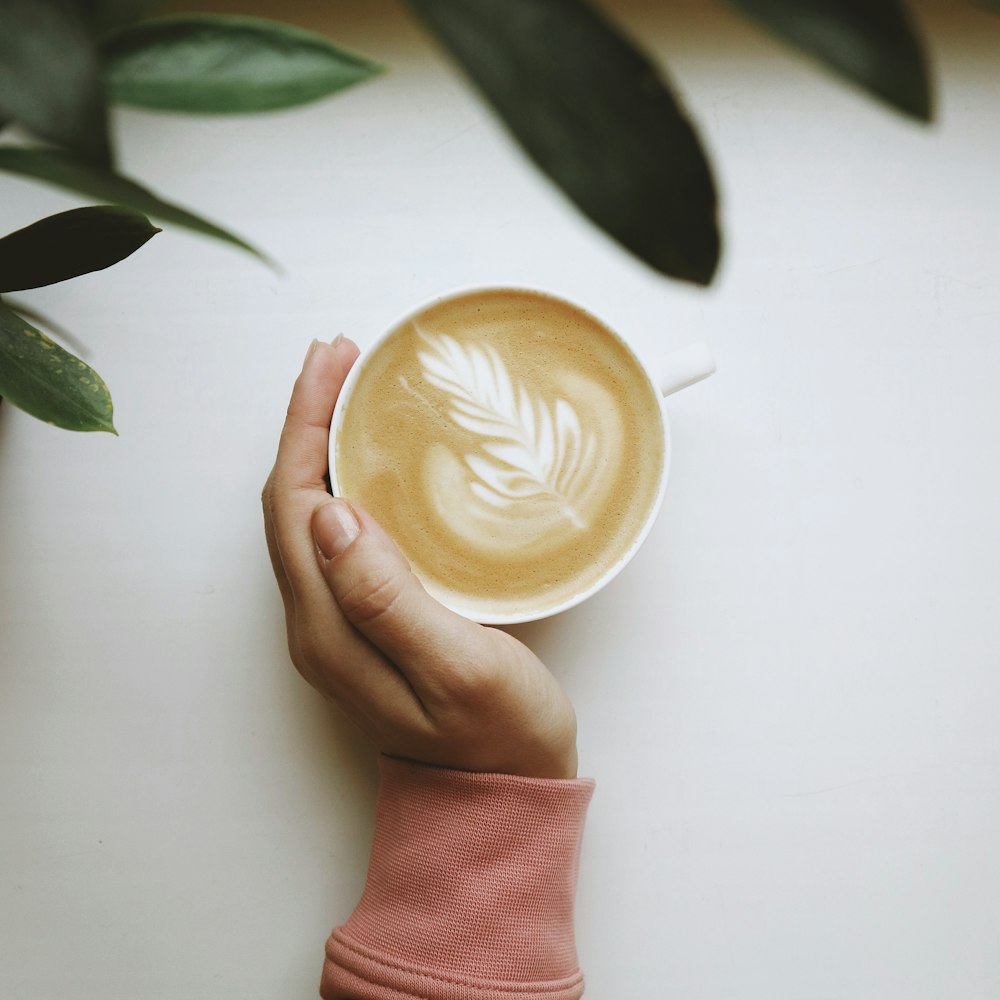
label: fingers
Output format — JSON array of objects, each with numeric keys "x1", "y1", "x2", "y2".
[
  {"x1": 293, "y1": 614, "x2": 432, "y2": 736},
  {"x1": 262, "y1": 336, "x2": 358, "y2": 693},
  {"x1": 264, "y1": 336, "x2": 359, "y2": 594},
  {"x1": 311, "y1": 498, "x2": 491, "y2": 704},
  {"x1": 274, "y1": 336, "x2": 359, "y2": 495},
  {"x1": 263, "y1": 337, "x2": 433, "y2": 729}
]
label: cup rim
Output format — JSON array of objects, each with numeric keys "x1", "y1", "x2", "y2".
[{"x1": 328, "y1": 285, "x2": 671, "y2": 625}]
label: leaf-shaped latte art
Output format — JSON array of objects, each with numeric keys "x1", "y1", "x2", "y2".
[{"x1": 416, "y1": 328, "x2": 598, "y2": 529}]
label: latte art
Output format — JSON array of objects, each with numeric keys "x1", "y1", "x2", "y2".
[
  {"x1": 333, "y1": 289, "x2": 665, "y2": 622},
  {"x1": 415, "y1": 328, "x2": 604, "y2": 536}
]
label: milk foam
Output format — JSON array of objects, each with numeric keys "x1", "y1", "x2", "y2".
[{"x1": 414, "y1": 328, "x2": 616, "y2": 549}]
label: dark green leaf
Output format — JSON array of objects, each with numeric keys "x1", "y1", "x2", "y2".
[
  {"x1": 83, "y1": 0, "x2": 168, "y2": 35},
  {"x1": 0, "y1": 0, "x2": 112, "y2": 164},
  {"x1": 406, "y1": 0, "x2": 719, "y2": 285},
  {"x1": 0, "y1": 302, "x2": 115, "y2": 433},
  {"x1": 724, "y1": 0, "x2": 932, "y2": 120},
  {"x1": 0, "y1": 206, "x2": 159, "y2": 292},
  {"x1": 0, "y1": 148, "x2": 273, "y2": 266},
  {"x1": 102, "y1": 14, "x2": 385, "y2": 113}
]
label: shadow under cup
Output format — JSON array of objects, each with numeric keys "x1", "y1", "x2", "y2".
[{"x1": 329, "y1": 288, "x2": 673, "y2": 625}]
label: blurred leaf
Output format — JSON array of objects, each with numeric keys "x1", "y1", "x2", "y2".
[
  {"x1": 406, "y1": 0, "x2": 719, "y2": 285},
  {"x1": 0, "y1": 206, "x2": 159, "y2": 292},
  {"x1": 0, "y1": 0, "x2": 112, "y2": 164},
  {"x1": 102, "y1": 14, "x2": 385, "y2": 113},
  {"x1": 724, "y1": 0, "x2": 932, "y2": 120},
  {"x1": 0, "y1": 148, "x2": 273, "y2": 266},
  {"x1": 0, "y1": 302, "x2": 115, "y2": 433},
  {"x1": 82, "y1": 0, "x2": 167, "y2": 35}
]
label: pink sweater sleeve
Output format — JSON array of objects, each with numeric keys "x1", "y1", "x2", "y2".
[{"x1": 321, "y1": 756, "x2": 595, "y2": 1000}]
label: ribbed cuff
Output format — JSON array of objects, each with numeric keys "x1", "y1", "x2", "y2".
[{"x1": 321, "y1": 756, "x2": 595, "y2": 1000}]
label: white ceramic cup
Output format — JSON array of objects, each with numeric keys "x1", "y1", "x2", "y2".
[{"x1": 329, "y1": 288, "x2": 715, "y2": 624}]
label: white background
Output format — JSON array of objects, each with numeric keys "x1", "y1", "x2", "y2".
[{"x1": 2, "y1": 1, "x2": 999, "y2": 997}]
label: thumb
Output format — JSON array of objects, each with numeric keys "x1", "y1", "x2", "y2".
[{"x1": 311, "y1": 497, "x2": 480, "y2": 677}]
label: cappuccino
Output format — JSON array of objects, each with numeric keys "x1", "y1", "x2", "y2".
[{"x1": 333, "y1": 289, "x2": 665, "y2": 622}]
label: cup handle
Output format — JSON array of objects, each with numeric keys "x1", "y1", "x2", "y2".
[{"x1": 654, "y1": 341, "x2": 716, "y2": 397}]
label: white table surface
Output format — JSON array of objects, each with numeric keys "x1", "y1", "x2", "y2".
[{"x1": 3, "y1": 1, "x2": 999, "y2": 997}]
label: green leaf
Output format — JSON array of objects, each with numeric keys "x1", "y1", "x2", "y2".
[
  {"x1": 102, "y1": 14, "x2": 385, "y2": 113},
  {"x1": 0, "y1": 0, "x2": 112, "y2": 164},
  {"x1": 724, "y1": 0, "x2": 932, "y2": 120},
  {"x1": 0, "y1": 148, "x2": 272, "y2": 266},
  {"x1": 406, "y1": 0, "x2": 719, "y2": 285},
  {"x1": 0, "y1": 302, "x2": 115, "y2": 433},
  {"x1": 0, "y1": 205, "x2": 159, "y2": 292},
  {"x1": 84, "y1": 0, "x2": 168, "y2": 35},
  {"x1": 2, "y1": 298, "x2": 89, "y2": 355}
]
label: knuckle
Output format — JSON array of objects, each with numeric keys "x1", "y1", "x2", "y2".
[
  {"x1": 292, "y1": 629, "x2": 324, "y2": 673},
  {"x1": 292, "y1": 631, "x2": 345, "y2": 700},
  {"x1": 463, "y1": 660, "x2": 504, "y2": 699},
  {"x1": 427, "y1": 634, "x2": 525, "y2": 709},
  {"x1": 337, "y1": 566, "x2": 409, "y2": 627},
  {"x1": 262, "y1": 474, "x2": 289, "y2": 522},
  {"x1": 439, "y1": 658, "x2": 505, "y2": 707}
]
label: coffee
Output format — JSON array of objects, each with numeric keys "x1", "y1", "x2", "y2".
[{"x1": 333, "y1": 289, "x2": 666, "y2": 622}]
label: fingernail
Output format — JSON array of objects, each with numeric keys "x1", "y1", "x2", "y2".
[
  {"x1": 314, "y1": 499, "x2": 360, "y2": 559},
  {"x1": 303, "y1": 338, "x2": 320, "y2": 365},
  {"x1": 332, "y1": 333, "x2": 344, "y2": 348}
]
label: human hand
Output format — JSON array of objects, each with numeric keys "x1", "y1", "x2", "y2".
[{"x1": 262, "y1": 337, "x2": 578, "y2": 780}]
